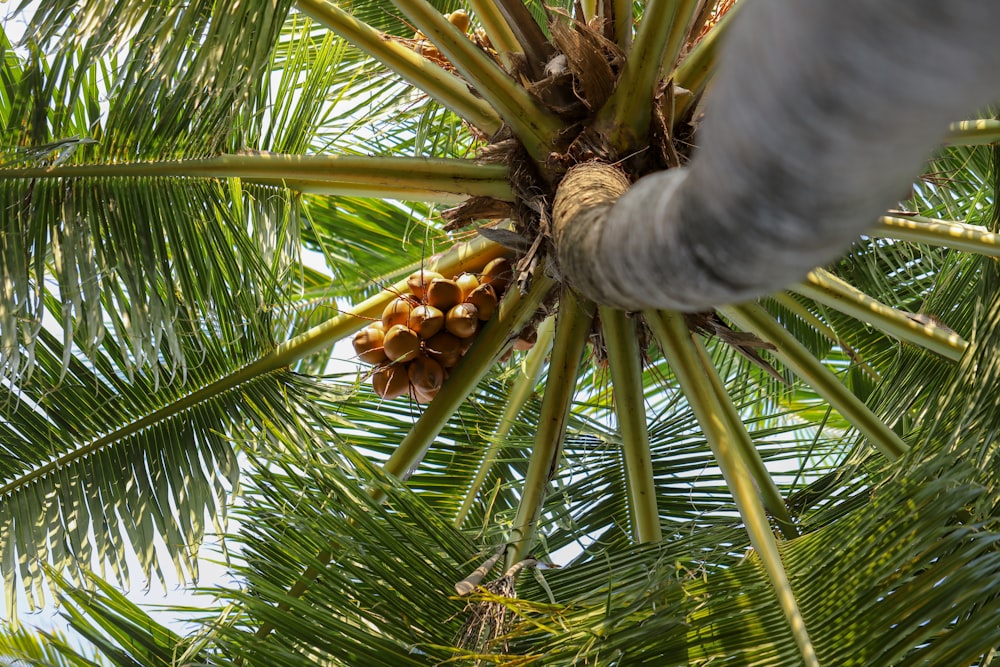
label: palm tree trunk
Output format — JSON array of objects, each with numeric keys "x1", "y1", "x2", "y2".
[{"x1": 553, "y1": 0, "x2": 1000, "y2": 312}]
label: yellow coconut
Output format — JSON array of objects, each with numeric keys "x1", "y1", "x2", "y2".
[
  {"x1": 407, "y1": 269, "x2": 443, "y2": 301},
  {"x1": 372, "y1": 365, "x2": 409, "y2": 400},
  {"x1": 352, "y1": 325, "x2": 387, "y2": 364},
  {"x1": 466, "y1": 283, "x2": 498, "y2": 321},
  {"x1": 455, "y1": 272, "x2": 481, "y2": 301},
  {"x1": 425, "y1": 331, "x2": 463, "y2": 368},
  {"x1": 446, "y1": 9, "x2": 470, "y2": 33},
  {"x1": 481, "y1": 257, "x2": 512, "y2": 293},
  {"x1": 382, "y1": 296, "x2": 415, "y2": 329},
  {"x1": 445, "y1": 302, "x2": 479, "y2": 338},
  {"x1": 408, "y1": 354, "x2": 445, "y2": 399},
  {"x1": 427, "y1": 277, "x2": 463, "y2": 311},
  {"x1": 383, "y1": 324, "x2": 421, "y2": 362},
  {"x1": 408, "y1": 304, "x2": 445, "y2": 339}
]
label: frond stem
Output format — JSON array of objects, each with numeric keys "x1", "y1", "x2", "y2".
[
  {"x1": 874, "y1": 214, "x2": 1000, "y2": 256},
  {"x1": 722, "y1": 303, "x2": 908, "y2": 460},
  {"x1": 0, "y1": 236, "x2": 510, "y2": 499},
  {"x1": 795, "y1": 269, "x2": 967, "y2": 362},
  {"x1": 648, "y1": 310, "x2": 798, "y2": 538},
  {"x1": 670, "y1": 1, "x2": 739, "y2": 122},
  {"x1": 595, "y1": 0, "x2": 699, "y2": 154},
  {"x1": 769, "y1": 294, "x2": 880, "y2": 382},
  {"x1": 391, "y1": 0, "x2": 563, "y2": 163},
  {"x1": 467, "y1": 0, "x2": 523, "y2": 61},
  {"x1": 650, "y1": 310, "x2": 818, "y2": 667},
  {"x1": 945, "y1": 119, "x2": 1000, "y2": 146},
  {"x1": 506, "y1": 290, "x2": 594, "y2": 569},
  {"x1": 454, "y1": 315, "x2": 556, "y2": 528},
  {"x1": 600, "y1": 307, "x2": 661, "y2": 543},
  {"x1": 0, "y1": 154, "x2": 514, "y2": 204},
  {"x1": 612, "y1": 0, "x2": 633, "y2": 51},
  {"x1": 293, "y1": 0, "x2": 502, "y2": 134}
]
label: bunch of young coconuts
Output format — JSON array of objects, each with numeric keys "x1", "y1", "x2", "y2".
[{"x1": 352, "y1": 257, "x2": 515, "y2": 402}]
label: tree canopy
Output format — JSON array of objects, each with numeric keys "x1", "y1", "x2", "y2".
[{"x1": 2, "y1": 0, "x2": 1000, "y2": 665}]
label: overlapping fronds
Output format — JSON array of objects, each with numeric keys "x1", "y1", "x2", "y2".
[
  {"x1": 213, "y1": 452, "x2": 476, "y2": 666},
  {"x1": 0, "y1": 19, "x2": 298, "y2": 383},
  {"x1": 4, "y1": 0, "x2": 1000, "y2": 664},
  {"x1": 0, "y1": 290, "x2": 354, "y2": 614}
]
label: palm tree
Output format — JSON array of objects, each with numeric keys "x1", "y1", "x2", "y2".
[{"x1": 3, "y1": 0, "x2": 1000, "y2": 664}]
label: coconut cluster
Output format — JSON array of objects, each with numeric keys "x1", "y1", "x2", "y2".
[{"x1": 353, "y1": 257, "x2": 513, "y2": 403}]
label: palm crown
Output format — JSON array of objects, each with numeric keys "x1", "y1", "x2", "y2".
[{"x1": 3, "y1": 0, "x2": 1000, "y2": 664}]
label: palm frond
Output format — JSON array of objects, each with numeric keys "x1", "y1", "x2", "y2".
[
  {"x1": 0, "y1": 624, "x2": 100, "y2": 666},
  {"x1": 21, "y1": 0, "x2": 295, "y2": 158},
  {"x1": 0, "y1": 20, "x2": 303, "y2": 383},
  {"x1": 0, "y1": 296, "x2": 353, "y2": 615},
  {"x1": 211, "y1": 452, "x2": 478, "y2": 666}
]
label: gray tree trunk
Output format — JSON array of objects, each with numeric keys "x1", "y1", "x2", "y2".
[{"x1": 557, "y1": 0, "x2": 1000, "y2": 311}]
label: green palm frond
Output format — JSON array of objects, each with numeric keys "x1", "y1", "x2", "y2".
[
  {"x1": 212, "y1": 451, "x2": 477, "y2": 666},
  {"x1": 0, "y1": 19, "x2": 295, "y2": 382},
  {"x1": 0, "y1": 565, "x2": 205, "y2": 666},
  {"x1": 0, "y1": 296, "x2": 352, "y2": 612},
  {"x1": 500, "y1": 453, "x2": 1000, "y2": 665},
  {"x1": 22, "y1": 0, "x2": 295, "y2": 158},
  {"x1": 0, "y1": 625, "x2": 101, "y2": 666},
  {"x1": 188, "y1": 420, "x2": 1000, "y2": 666}
]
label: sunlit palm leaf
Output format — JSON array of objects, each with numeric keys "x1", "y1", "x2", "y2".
[
  {"x1": 0, "y1": 21, "x2": 300, "y2": 383},
  {"x1": 0, "y1": 296, "x2": 352, "y2": 614}
]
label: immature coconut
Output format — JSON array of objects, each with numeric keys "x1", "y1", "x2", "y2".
[
  {"x1": 425, "y1": 331, "x2": 463, "y2": 368},
  {"x1": 446, "y1": 9, "x2": 470, "y2": 32},
  {"x1": 383, "y1": 324, "x2": 421, "y2": 362},
  {"x1": 427, "y1": 277, "x2": 463, "y2": 311},
  {"x1": 407, "y1": 269, "x2": 443, "y2": 301},
  {"x1": 408, "y1": 304, "x2": 445, "y2": 339},
  {"x1": 445, "y1": 302, "x2": 479, "y2": 338},
  {"x1": 466, "y1": 283, "x2": 498, "y2": 321},
  {"x1": 455, "y1": 272, "x2": 480, "y2": 301},
  {"x1": 382, "y1": 297, "x2": 415, "y2": 329},
  {"x1": 408, "y1": 354, "x2": 445, "y2": 402},
  {"x1": 480, "y1": 257, "x2": 512, "y2": 292},
  {"x1": 352, "y1": 325, "x2": 387, "y2": 364},
  {"x1": 372, "y1": 365, "x2": 409, "y2": 400}
]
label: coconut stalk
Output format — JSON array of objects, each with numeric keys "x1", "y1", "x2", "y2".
[
  {"x1": 294, "y1": 0, "x2": 501, "y2": 133},
  {"x1": 506, "y1": 290, "x2": 595, "y2": 569},
  {"x1": 874, "y1": 215, "x2": 1000, "y2": 256},
  {"x1": 454, "y1": 315, "x2": 556, "y2": 528},
  {"x1": 651, "y1": 310, "x2": 818, "y2": 667},
  {"x1": 599, "y1": 307, "x2": 661, "y2": 543},
  {"x1": 795, "y1": 269, "x2": 967, "y2": 361},
  {"x1": 721, "y1": 302, "x2": 909, "y2": 460},
  {"x1": 0, "y1": 154, "x2": 514, "y2": 204}
]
